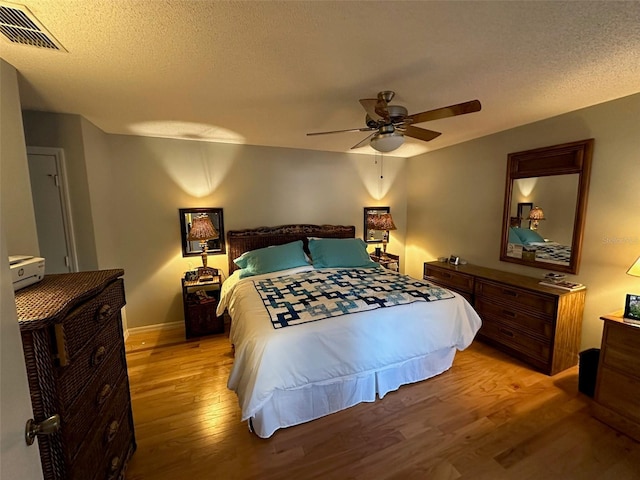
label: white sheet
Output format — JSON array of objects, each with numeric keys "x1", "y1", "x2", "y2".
[{"x1": 218, "y1": 267, "x2": 482, "y2": 437}]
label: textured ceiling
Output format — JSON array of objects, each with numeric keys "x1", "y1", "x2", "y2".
[{"x1": 2, "y1": 0, "x2": 640, "y2": 158}]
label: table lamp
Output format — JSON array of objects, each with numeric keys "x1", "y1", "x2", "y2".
[{"x1": 187, "y1": 214, "x2": 219, "y2": 269}]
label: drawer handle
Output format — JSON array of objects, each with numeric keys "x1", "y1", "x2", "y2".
[
  {"x1": 499, "y1": 328, "x2": 515, "y2": 338},
  {"x1": 502, "y1": 289, "x2": 518, "y2": 297},
  {"x1": 105, "y1": 419, "x2": 120, "y2": 443},
  {"x1": 502, "y1": 310, "x2": 517, "y2": 318},
  {"x1": 92, "y1": 346, "x2": 107, "y2": 366},
  {"x1": 97, "y1": 384, "x2": 112, "y2": 406},
  {"x1": 97, "y1": 304, "x2": 112, "y2": 322},
  {"x1": 107, "y1": 455, "x2": 121, "y2": 479}
]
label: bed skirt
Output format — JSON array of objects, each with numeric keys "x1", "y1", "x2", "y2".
[{"x1": 249, "y1": 346, "x2": 457, "y2": 438}]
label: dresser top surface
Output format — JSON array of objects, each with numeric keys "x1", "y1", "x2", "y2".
[
  {"x1": 15, "y1": 269, "x2": 124, "y2": 327},
  {"x1": 424, "y1": 261, "x2": 583, "y2": 297}
]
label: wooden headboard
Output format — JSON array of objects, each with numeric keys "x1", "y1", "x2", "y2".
[{"x1": 226, "y1": 224, "x2": 355, "y2": 273}]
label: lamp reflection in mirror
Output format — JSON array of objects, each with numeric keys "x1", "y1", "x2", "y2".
[
  {"x1": 369, "y1": 213, "x2": 397, "y2": 256},
  {"x1": 187, "y1": 214, "x2": 219, "y2": 268},
  {"x1": 528, "y1": 206, "x2": 545, "y2": 230}
]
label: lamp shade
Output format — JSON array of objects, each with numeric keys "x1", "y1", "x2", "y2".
[
  {"x1": 627, "y1": 256, "x2": 640, "y2": 277},
  {"x1": 187, "y1": 214, "x2": 219, "y2": 242},
  {"x1": 370, "y1": 213, "x2": 397, "y2": 231},
  {"x1": 370, "y1": 133, "x2": 404, "y2": 153},
  {"x1": 528, "y1": 206, "x2": 545, "y2": 221}
]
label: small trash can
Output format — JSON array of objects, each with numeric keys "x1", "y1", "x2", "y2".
[{"x1": 578, "y1": 348, "x2": 600, "y2": 397}]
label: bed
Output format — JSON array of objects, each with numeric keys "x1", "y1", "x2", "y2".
[
  {"x1": 507, "y1": 226, "x2": 572, "y2": 266},
  {"x1": 217, "y1": 224, "x2": 482, "y2": 438}
]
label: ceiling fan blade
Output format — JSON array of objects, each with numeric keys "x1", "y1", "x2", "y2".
[
  {"x1": 407, "y1": 99, "x2": 482, "y2": 125},
  {"x1": 307, "y1": 127, "x2": 374, "y2": 136},
  {"x1": 404, "y1": 125, "x2": 442, "y2": 142},
  {"x1": 350, "y1": 131, "x2": 377, "y2": 150},
  {"x1": 359, "y1": 99, "x2": 385, "y2": 121}
]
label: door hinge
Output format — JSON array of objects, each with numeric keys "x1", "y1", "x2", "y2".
[
  {"x1": 54, "y1": 174, "x2": 60, "y2": 187},
  {"x1": 64, "y1": 256, "x2": 70, "y2": 267}
]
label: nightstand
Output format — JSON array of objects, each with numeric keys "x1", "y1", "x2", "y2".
[
  {"x1": 370, "y1": 252, "x2": 400, "y2": 271},
  {"x1": 181, "y1": 276, "x2": 223, "y2": 338},
  {"x1": 592, "y1": 311, "x2": 640, "y2": 441}
]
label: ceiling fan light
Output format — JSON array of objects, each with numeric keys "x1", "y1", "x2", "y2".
[{"x1": 370, "y1": 133, "x2": 404, "y2": 152}]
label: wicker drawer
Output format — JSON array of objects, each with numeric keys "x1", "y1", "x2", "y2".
[
  {"x1": 601, "y1": 322, "x2": 640, "y2": 378},
  {"x1": 70, "y1": 379, "x2": 133, "y2": 479},
  {"x1": 61, "y1": 346, "x2": 127, "y2": 460},
  {"x1": 56, "y1": 314, "x2": 123, "y2": 409},
  {"x1": 475, "y1": 279, "x2": 556, "y2": 319},
  {"x1": 424, "y1": 265, "x2": 474, "y2": 294},
  {"x1": 597, "y1": 365, "x2": 640, "y2": 424},
  {"x1": 475, "y1": 297, "x2": 553, "y2": 341},
  {"x1": 62, "y1": 279, "x2": 125, "y2": 358},
  {"x1": 479, "y1": 315, "x2": 551, "y2": 364}
]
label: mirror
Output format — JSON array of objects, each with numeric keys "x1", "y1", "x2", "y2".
[
  {"x1": 364, "y1": 206, "x2": 390, "y2": 243},
  {"x1": 500, "y1": 139, "x2": 593, "y2": 274},
  {"x1": 179, "y1": 208, "x2": 226, "y2": 256}
]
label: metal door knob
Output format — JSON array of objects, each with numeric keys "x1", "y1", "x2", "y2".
[{"x1": 25, "y1": 414, "x2": 60, "y2": 446}]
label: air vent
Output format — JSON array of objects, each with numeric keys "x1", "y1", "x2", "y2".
[{"x1": 0, "y1": 2, "x2": 66, "y2": 51}]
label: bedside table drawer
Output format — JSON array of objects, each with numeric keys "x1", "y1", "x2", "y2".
[{"x1": 601, "y1": 321, "x2": 640, "y2": 378}]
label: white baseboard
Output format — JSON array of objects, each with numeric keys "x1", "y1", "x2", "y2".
[{"x1": 125, "y1": 321, "x2": 184, "y2": 338}]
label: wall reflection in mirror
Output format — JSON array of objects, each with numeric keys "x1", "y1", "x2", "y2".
[{"x1": 500, "y1": 139, "x2": 593, "y2": 274}]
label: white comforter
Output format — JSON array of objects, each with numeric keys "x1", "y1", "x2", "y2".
[{"x1": 217, "y1": 266, "x2": 481, "y2": 423}]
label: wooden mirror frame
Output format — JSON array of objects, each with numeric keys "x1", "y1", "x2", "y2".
[
  {"x1": 500, "y1": 139, "x2": 593, "y2": 274},
  {"x1": 179, "y1": 208, "x2": 226, "y2": 257}
]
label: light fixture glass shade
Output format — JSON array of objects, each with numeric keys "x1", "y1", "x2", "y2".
[
  {"x1": 370, "y1": 133, "x2": 404, "y2": 152},
  {"x1": 627, "y1": 256, "x2": 640, "y2": 277},
  {"x1": 187, "y1": 214, "x2": 219, "y2": 242}
]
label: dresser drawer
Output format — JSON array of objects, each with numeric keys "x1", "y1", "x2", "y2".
[
  {"x1": 62, "y1": 279, "x2": 125, "y2": 358},
  {"x1": 479, "y1": 315, "x2": 551, "y2": 364},
  {"x1": 475, "y1": 279, "x2": 556, "y2": 318},
  {"x1": 70, "y1": 379, "x2": 133, "y2": 479},
  {"x1": 61, "y1": 346, "x2": 127, "y2": 460},
  {"x1": 56, "y1": 314, "x2": 123, "y2": 409},
  {"x1": 597, "y1": 365, "x2": 640, "y2": 425},
  {"x1": 601, "y1": 321, "x2": 640, "y2": 378},
  {"x1": 424, "y1": 265, "x2": 474, "y2": 294},
  {"x1": 475, "y1": 297, "x2": 553, "y2": 341}
]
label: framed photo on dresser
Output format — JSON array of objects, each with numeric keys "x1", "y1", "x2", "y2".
[{"x1": 624, "y1": 294, "x2": 640, "y2": 323}]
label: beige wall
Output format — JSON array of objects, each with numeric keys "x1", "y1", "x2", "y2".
[
  {"x1": 0, "y1": 61, "x2": 38, "y2": 256},
  {"x1": 406, "y1": 92, "x2": 640, "y2": 350},
  {"x1": 22, "y1": 111, "x2": 99, "y2": 270},
  {"x1": 106, "y1": 135, "x2": 406, "y2": 328}
]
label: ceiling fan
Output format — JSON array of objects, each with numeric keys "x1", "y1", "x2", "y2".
[{"x1": 307, "y1": 91, "x2": 481, "y2": 153}]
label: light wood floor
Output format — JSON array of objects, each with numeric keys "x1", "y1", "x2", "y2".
[{"x1": 124, "y1": 325, "x2": 640, "y2": 480}]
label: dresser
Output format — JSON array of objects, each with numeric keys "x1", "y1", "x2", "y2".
[
  {"x1": 424, "y1": 261, "x2": 586, "y2": 375},
  {"x1": 15, "y1": 270, "x2": 136, "y2": 480},
  {"x1": 592, "y1": 312, "x2": 640, "y2": 441}
]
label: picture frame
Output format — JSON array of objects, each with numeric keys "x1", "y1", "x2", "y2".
[
  {"x1": 179, "y1": 207, "x2": 226, "y2": 257},
  {"x1": 363, "y1": 206, "x2": 390, "y2": 244},
  {"x1": 624, "y1": 294, "x2": 640, "y2": 321}
]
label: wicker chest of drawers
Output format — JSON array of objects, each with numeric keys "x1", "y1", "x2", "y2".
[
  {"x1": 424, "y1": 261, "x2": 586, "y2": 375},
  {"x1": 15, "y1": 269, "x2": 136, "y2": 480}
]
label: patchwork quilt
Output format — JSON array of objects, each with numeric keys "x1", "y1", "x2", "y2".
[
  {"x1": 254, "y1": 267, "x2": 454, "y2": 329},
  {"x1": 534, "y1": 242, "x2": 572, "y2": 265}
]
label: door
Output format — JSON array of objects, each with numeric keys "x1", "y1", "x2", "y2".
[
  {"x1": 0, "y1": 230, "x2": 44, "y2": 479},
  {"x1": 27, "y1": 147, "x2": 77, "y2": 274}
]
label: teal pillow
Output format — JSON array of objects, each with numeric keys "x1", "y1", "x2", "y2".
[
  {"x1": 512, "y1": 227, "x2": 545, "y2": 245},
  {"x1": 234, "y1": 241, "x2": 308, "y2": 278},
  {"x1": 308, "y1": 238, "x2": 377, "y2": 268},
  {"x1": 508, "y1": 227, "x2": 523, "y2": 245}
]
